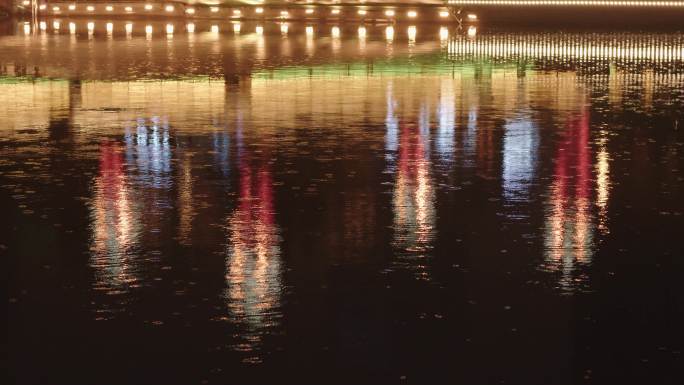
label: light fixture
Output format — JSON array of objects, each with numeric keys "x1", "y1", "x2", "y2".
[
  {"x1": 186, "y1": 8, "x2": 195, "y2": 14},
  {"x1": 39, "y1": 21, "x2": 46, "y2": 30},
  {"x1": 53, "y1": 21, "x2": 60, "y2": 30},
  {"x1": 68, "y1": 4, "x2": 76, "y2": 10},
  {"x1": 407, "y1": 11, "x2": 417, "y2": 18},
  {"x1": 331, "y1": 9, "x2": 340, "y2": 15},
  {"x1": 467, "y1": 26, "x2": 477, "y2": 38},
  {"x1": 305, "y1": 8, "x2": 314, "y2": 14},
  {"x1": 358, "y1": 26, "x2": 366, "y2": 38},
  {"x1": 125, "y1": 6, "x2": 133, "y2": 12},
  {"x1": 22, "y1": 0, "x2": 30, "y2": 6},
  {"x1": 280, "y1": 10, "x2": 289, "y2": 17},
  {"x1": 87, "y1": 22, "x2": 95, "y2": 32},
  {"x1": 358, "y1": 9, "x2": 367, "y2": 15},
  {"x1": 210, "y1": 7, "x2": 219, "y2": 13},
  {"x1": 125, "y1": 23, "x2": 133, "y2": 34},
  {"x1": 233, "y1": 9, "x2": 241, "y2": 16},
  {"x1": 145, "y1": 25, "x2": 153, "y2": 34},
  {"x1": 256, "y1": 25, "x2": 263, "y2": 35},
  {"x1": 105, "y1": 6, "x2": 113, "y2": 12},
  {"x1": 23, "y1": 23, "x2": 31, "y2": 34},
  {"x1": 255, "y1": 7, "x2": 264, "y2": 14},
  {"x1": 106, "y1": 22, "x2": 113, "y2": 34},
  {"x1": 233, "y1": 23, "x2": 241, "y2": 33},
  {"x1": 166, "y1": 24, "x2": 174, "y2": 34},
  {"x1": 280, "y1": 23, "x2": 288, "y2": 34},
  {"x1": 331, "y1": 26, "x2": 340, "y2": 38},
  {"x1": 467, "y1": 13, "x2": 478, "y2": 20},
  {"x1": 439, "y1": 26, "x2": 449, "y2": 40},
  {"x1": 86, "y1": 5, "x2": 94, "y2": 12},
  {"x1": 305, "y1": 26, "x2": 314, "y2": 36},
  {"x1": 211, "y1": 25, "x2": 219, "y2": 34},
  {"x1": 52, "y1": 6, "x2": 60, "y2": 12},
  {"x1": 187, "y1": 23, "x2": 195, "y2": 33},
  {"x1": 408, "y1": 25, "x2": 416, "y2": 41},
  {"x1": 165, "y1": 5, "x2": 174, "y2": 12},
  {"x1": 144, "y1": 4, "x2": 153, "y2": 11},
  {"x1": 69, "y1": 22, "x2": 76, "y2": 34},
  {"x1": 439, "y1": 11, "x2": 450, "y2": 17},
  {"x1": 39, "y1": 4, "x2": 46, "y2": 10},
  {"x1": 385, "y1": 26, "x2": 394, "y2": 41},
  {"x1": 385, "y1": 10, "x2": 395, "y2": 17}
]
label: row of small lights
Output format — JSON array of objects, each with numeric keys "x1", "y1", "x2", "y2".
[
  {"x1": 30, "y1": 3, "x2": 457, "y2": 18},
  {"x1": 27, "y1": 21, "x2": 462, "y2": 40},
  {"x1": 446, "y1": 0, "x2": 684, "y2": 6}
]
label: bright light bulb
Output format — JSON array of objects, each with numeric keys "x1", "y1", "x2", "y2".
[
  {"x1": 358, "y1": 9, "x2": 367, "y2": 15},
  {"x1": 210, "y1": 7, "x2": 219, "y2": 13},
  {"x1": 233, "y1": 9, "x2": 241, "y2": 16},
  {"x1": 52, "y1": 6, "x2": 60, "y2": 12},
  {"x1": 186, "y1": 23, "x2": 195, "y2": 33},
  {"x1": 211, "y1": 25, "x2": 219, "y2": 34},
  {"x1": 255, "y1": 7, "x2": 263, "y2": 14},
  {"x1": 125, "y1": 23, "x2": 133, "y2": 34},
  {"x1": 144, "y1": 4, "x2": 153, "y2": 11},
  {"x1": 233, "y1": 23, "x2": 241, "y2": 33},
  {"x1": 166, "y1": 24, "x2": 174, "y2": 34},
  {"x1": 439, "y1": 11, "x2": 450, "y2": 17},
  {"x1": 305, "y1": 26, "x2": 314, "y2": 36},
  {"x1": 39, "y1": 21, "x2": 46, "y2": 30},
  {"x1": 385, "y1": 26, "x2": 394, "y2": 41},
  {"x1": 467, "y1": 26, "x2": 477, "y2": 38},
  {"x1": 145, "y1": 25, "x2": 153, "y2": 34},
  {"x1": 23, "y1": 23, "x2": 31, "y2": 34},
  {"x1": 408, "y1": 25, "x2": 416, "y2": 41},
  {"x1": 105, "y1": 5, "x2": 113, "y2": 12},
  {"x1": 22, "y1": 0, "x2": 30, "y2": 5},
  {"x1": 106, "y1": 23, "x2": 113, "y2": 33},
  {"x1": 439, "y1": 26, "x2": 449, "y2": 40},
  {"x1": 280, "y1": 23, "x2": 288, "y2": 34},
  {"x1": 86, "y1": 6, "x2": 94, "y2": 12},
  {"x1": 186, "y1": 8, "x2": 195, "y2": 14},
  {"x1": 256, "y1": 25, "x2": 263, "y2": 35},
  {"x1": 87, "y1": 22, "x2": 95, "y2": 32},
  {"x1": 358, "y1": 26, "x2": 366, "y2": 38},
  {"x1": 39, "y1": 5, "x2": 46, "y2": 10},
  {"x1": 331, "y1": 26, "x2": 340, "y2": 38},
  {"x1": 125, "y1": 6, "x2": 132, "y2": 12},
  {"x1": 385, "y1": 10, "x2": 395, "y2": 17},
  {"x1": 68, "y1": 4, "x2": 76, "y2": 10},
  {"x1": 331, "y1": 9, "x2": 340, "y2": 15},
  {"x1": 165, "y1": 5, "x2": 174, "y2": 12},
  {"x1": 53, "y1": 21, "x2": 60, "y2": 30},
  {"x1": 407, "y1": 11, "x2": 417, "y2": 18},
  {"x1": 69, "y1": 22, "x2": 76, "y2": 34},
  {"x1": 305, "y1": 8, "x2": 314, "y2": 14}
]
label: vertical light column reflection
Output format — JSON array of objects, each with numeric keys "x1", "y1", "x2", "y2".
[
  {"x1": 177, "y1": 152, "x2": 195, "y2": 245},
  {"x1": 502, "y1": 119, "x2": 539, "y2": 205},
  {"x1": 595, "y1": 133, "x2": 610, "y2": 233},
  {"x1": 90, "y1": 141, "x2": 141, "y2": 292},
  {"x1": 435, "y1": 78, "x2": 455, "y2": 164},
  {"x1": 387, "y1": 83, "x2": 435, "y2": 281},
  {"x1": 543, "y1": 110, "x2": 594, "y2": 292}
]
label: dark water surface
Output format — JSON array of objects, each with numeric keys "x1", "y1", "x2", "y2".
[{"x1": 3, "y1": 20, "x2": 684, "y2": 385}]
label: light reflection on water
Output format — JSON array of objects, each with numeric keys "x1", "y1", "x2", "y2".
[{"x1": 3, "y1": 21, "x2": 684, "y2": 381}]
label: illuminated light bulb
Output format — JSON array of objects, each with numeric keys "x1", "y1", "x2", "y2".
[
  {"x1": 280, "y1": 23, "x2": 288, "y2": 34},
  {"x1": 256, "y1": 25, "x2": 263, "y2": 35},
  {"x1": 166, "y1": 24, "x2": 174, "y2": 34},
  {"x1": 439, "y1": 26, "x2": 449, "y2": 40},
  {"x1": 331, "y1": 9, "x2": 340, "y2": 15},
  {"x1": 467, "y1": 13, "x2": 478, "y2": 20},
  {"x1": 68, "y1": 4, "x2": 76, "y2": 10},
  {"x1": 23, "y1": 23, "x2": 30, "y2": 34},
  {"x1": 125, "y1": 23, "x2": 133, "y2": 34},
  {"x1": 87, "y1": 6, "x2": 94, "y2": 12},
  {"x1": 186, "y1": 8, "x2": 195, "y2": 14},
  {"x1": 106, "y1": 22, "x2": 113, "y2": 34},
  {"x1": 39, "y1": 5, "x2": 46, "y2": 10},
  {"x1": 233, "y1": 9, "x2": 241, "y2": 16},
  {"x1": 467, "y1": 26, "x2": 477, "y2": 38},
  {"x1": 52, "y1": 6, "x2": 60, "y2": 12},
  {"x1": 105, "y1": 5, "x2": 113, "y2": 12},
  {"x1": 145, "y1": 25, "x2": 153, "y2": 35},
  {"x1": 407, "y1": 10, "x2": 418, "y2": 18},
  {"x1": 331, "y1": 26, "x2": 340, "y2": 38},
  {"x1": 385, "y1": 10, "x2": 395, "y2": 17},
  {"x1": 39, "y1": 21, "x2": 46, "y2": 30},
  {"x1": 385, "y1": 25, "x2": 394, "y2": 40},
  {"x1": 408, "y1": 25, "x2": 416, "y2": 41},
  {"x1": 144, "y1": 4, "x2": 153, "y2": 11},
  {"x1": 125, "y1": 6, "x2": 132, "y2": 12},
  {"x1": 439, "y1": 11, "x2": 450, "y2": 17},
  {"x1": 305, "y1": 8, "x2": 314, "y2": 14},
  {"x1": 87, "y1": 22, "x2": 95, "y2": 32},
  {"x1": 53, "y1": 21, "x2": 60, "y2": 30},
  {"x1": 305, "y1": 26, "x2": 314, "y2": 36},
  {"x1": 211, "y1": 25, "x2": 219, "y2": 34},
  {"x1": 165, "y1": 5, "x2": 174, "y2": 12},
  {"x1": 280, "y1": 10, "x2": 289, "y2": 17},
  {"x1": 233, "y1": 23, "x2": 241, "y2": 33},
  {"x1": 210, "y1": 7, "x2": 219, "y2": 13},
  {"x1": 22, "y1": 0, "x2": 30, "y2": 5},
  {"x1": 358, "y1": 26, "x2": 367, "y2": 38},
  {"x1": 358, "y1": 9, "x2": 367, "y2": 15},
  {"x1": 255, "y1": 7, "x2": 264, "y2": 14},
  {"x1": 186, "y1": 23, "x2": 195, "y2": 33},
  {"x1": 69, "y1": 22, "x2": 76, "y2": 34}
]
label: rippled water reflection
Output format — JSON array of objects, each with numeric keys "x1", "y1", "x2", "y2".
[{"x1": 4, "y1": 20, "x2": 684, "y2": 385}]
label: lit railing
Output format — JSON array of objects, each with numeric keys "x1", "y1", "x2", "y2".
[{"x1": 446, "y1": 0, "x2": 684, "y2": 6}]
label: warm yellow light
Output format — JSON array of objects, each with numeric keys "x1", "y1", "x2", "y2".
[
  {"x1": 87, "y1": 22, "x2": 95, "y2": 32},
  {"x1": 407, "y1": 11, "x2": 418, "y2": 18},
  {"x1": 467, "y1": 13, "x2": 478, "y2": 20},
  {"x1": 331, "y1": 26, "x2": 340, "y2": 38},
  {"x1": 255, "y1": 7, "x2": 264, "y2": 14},
  {"x1": 69, "y1": 22, "x2": 76, "y2": 34},
  {"x1": 211, "y1": 25, "x2": 219, "y2": 33},
  {"x1": 86, "y1": 5, "x2": 94, "y2": 11},
  {"x1": 22, "y1": 0, "x2": 30, "y2": 6},
  {"x1": 106, "y1": 22, "x2": 113, "y2": 33},
  {"x1": 125, "y1": 6, "x2": 133, "y2": 12},
  {"x1": 280, "y1": 10, "x2": 289, "y2": 17},
  {"x1": 210, "y1": 7, "x2": 219, "y2": 13},
  {"x1": 125, "y1": 23, "x2": 133, "y2": 34},
  {"x1": 305, "y1": 26, "x2": 314, "y2": 36},
  {"x1": 280, "y1": 23, "x2": 288, "y2": 34},
  {"x1": 105, "y1": 6, "x2": 113, "y2": 12},
  {"x1": 52, "y1": 6, "x2": 60, "y2": 12},
  {"x1": 256, "y1": 25, "x2": 263, "y2": 35},
  {"x1": 439, "y1": 26, "x2": 449, "y2": 40},
  {"x1": 408, "y1": 25, "x2": 417, "y2": 40},
  {"x1": 68, "y1": 4, "x2": 76, "y2": 10},
  {"x1": 305, "y1": 8, "x2": 314, "y2": 14},
  {"x1": 331, "y1": 9, "x2": 340, "y2": 15},
  {"x1": 53, "y1": 21, "x2": 60, "y2": 30},
  {"x1": 23, "y1": 23, "x2": 31, "y2": 34},
  {"x1": 145, "y1": 25, "x2": 153, "y2": 34},
  {"x1": 186, "y1": 23, "x2": 195, "y2": 33},
  {"x1": 165, "y1": 5, "x2": 174, "y2": 12},
  {"x1": 467, "y1": 26, "x2": 477, "y2": 38},
  {"x1": 358, "y1": 9, "x2": 367, "y2": 15},
  {"x1": 385, "y1": 10, "x2": 395, "y2": 17},
  {"x1": 186, "y1": 8, "x2": 195, "y2": 14},
  {"x1": 39, "y1": 21, "x2": 46, "y2": 30},
  {"x1": 39, "y1": 4, "x2": 46, "y2": 10},
  {"x1": 166, "y1": 24, "x2": 174, "y2": 34},
  {"x1": 144, "y1": 4, "x2": 153, "y2": 11},
  {"x1": 233, "y1": 23, "x2": 241, "y2": 33},
  {"x1": 358, "y1": 26, "x2": 367, "y2": 38},
  {"x1": 233, "y1": 9, "x2": 241, "y2": 16},
  {"x1": 385, "y1": 25, "x2": 394, "y2": 40},
  {"x1": 439, "y1": 11, "x2": 450, "y2": 17}
]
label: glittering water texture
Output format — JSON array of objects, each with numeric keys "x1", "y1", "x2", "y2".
[{"x1": 3, "y1": 20, "x2": 684, "y2": 385}]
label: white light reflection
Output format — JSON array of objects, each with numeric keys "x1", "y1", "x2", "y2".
[{"x1": 502, "y1": 120, "x2": 539, "y2": 204}]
